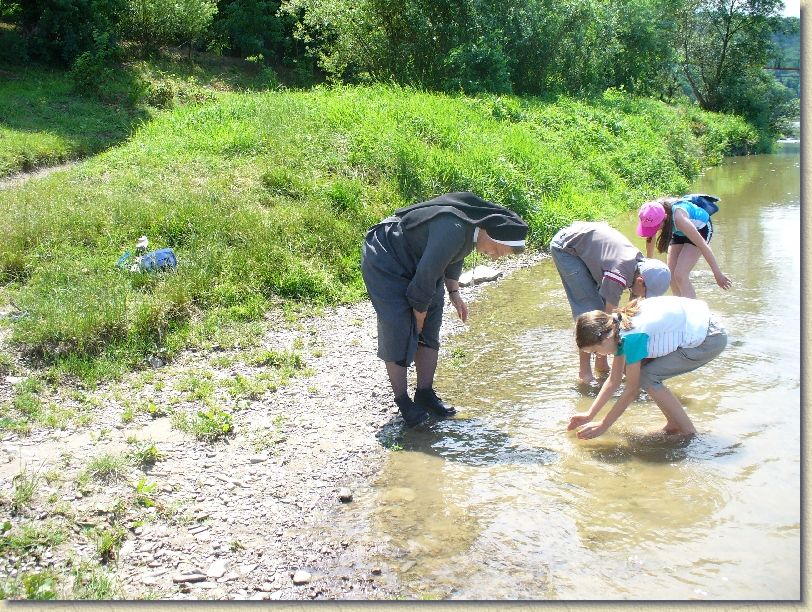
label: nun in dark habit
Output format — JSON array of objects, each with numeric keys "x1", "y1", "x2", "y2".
[{"x1": 361, "y1": 192, "x2": 529, "y2": 426}]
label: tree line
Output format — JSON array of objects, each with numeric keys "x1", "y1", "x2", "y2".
[{"x1": 1, "y1": 0, "x2": 800, "y2": 140}]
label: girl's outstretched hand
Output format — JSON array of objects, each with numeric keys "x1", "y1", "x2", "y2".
[
  {"x1": 715, "y1": 272, "x2": 732, "y2": 290},
  {"x1": 568, "y1": 413, "x2": 592, "y2": 431},
  {"x1": 576, "y1": 421, "x2": 609, "y2": 439}
]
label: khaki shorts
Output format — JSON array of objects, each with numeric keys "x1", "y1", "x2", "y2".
[{"x1": 638, "y1": 317, "x2": 727, "y2": 391}]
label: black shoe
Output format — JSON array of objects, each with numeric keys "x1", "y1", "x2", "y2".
[
  {"x1": 394, "y1": 394, "x2": 429, "y2": 427},
  {"x1": 414, "y1": 388, "x2": 456, "y2": 417}
]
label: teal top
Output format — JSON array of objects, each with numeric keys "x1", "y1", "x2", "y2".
[{"x1": 672, "y1": 201, "x2": 710, "y2": 237}]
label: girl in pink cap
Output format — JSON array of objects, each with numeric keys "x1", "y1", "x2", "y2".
[{"x1": 637, "y1": 197, "x2": 732, "y2": 299}]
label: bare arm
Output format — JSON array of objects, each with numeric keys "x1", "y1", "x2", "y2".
[
  {"x1": 575, "y1": 360, "x2": 641, "y2": 439},
  {"x1": 645, "y1": 237, "x2": 655, "y2": 259},
  {"x1": 568, "y1": 354, "x2": 625, "y2": 430},
  {"x1": 673, "y1": 210, "x2": 732, "y2": 290}
]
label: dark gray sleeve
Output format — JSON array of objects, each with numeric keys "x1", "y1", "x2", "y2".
[
  {"x1": 444, "y1": 259, "x2": 464, "y2": 282},
  {"x1": 406, "y1": 217, "x2": 468, "y2": 312}
]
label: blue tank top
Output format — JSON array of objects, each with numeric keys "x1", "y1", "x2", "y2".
[{"x1": 672, "y1": 201, "x2": 710, "y2": 237}]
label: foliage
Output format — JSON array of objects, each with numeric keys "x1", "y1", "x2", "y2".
[
  {"x1": 85, "y1": 452, "x2": 129, "y2": 483},
  {"x1": 670, "y1": 0, "x2": 787, "y2": 136},
  {"x1": 11, "y1": 0, "x2": 126, "y2": 66},
  {"x1": 133, "y1": 478, "x2": 158, "y2": 507},
  {"x1": 209, "y1": 0, "x2": 295, "y2": 61},
  {"x1": 281, "y1": 0, "x2": 676, "y2": 96},
  {"x1": 119, "y1": 0, "x2": 218, "y2": 49},
  {"x1": 172, "y1": 406, "x2": 234, "y2": 440},
  {"x1": 0, "y1": 570, "x2": 59, "y2": 600}
]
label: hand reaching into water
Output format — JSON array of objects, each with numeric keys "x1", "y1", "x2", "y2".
[
  {"x1": 567, "y1": 413, "x2": 593, "y2": 431},
  {"x1": 575, "y1": 420, "x2": 609, "y2": 439},
  {"x1": 714, "y1": 271, "x2": 732, "y2": 290}
]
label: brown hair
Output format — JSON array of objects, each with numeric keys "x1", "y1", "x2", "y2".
[
  {"x1": 648, "y1": 197, "x2": 680, "y2": 254},
  {"x1": 574, "y1": 299, "x2": 643, "y2": 349}
]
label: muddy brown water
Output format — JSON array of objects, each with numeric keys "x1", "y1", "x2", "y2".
[{"x1": 339, "y1": 144, "x2": 801, "y2": 599}]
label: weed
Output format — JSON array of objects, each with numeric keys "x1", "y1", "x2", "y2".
[
  {"x1": 225, "y1": 374, "x2": 269, "y2": 401},
  {"x1": 138, "y1": 401, "x2": 168, "y2": 418},
  {"x1": 171, "y1": 407, "x2": 233, "y2": 441},
  {"x1": 89, "y1": 524, "x2": 126, "y2": 563},
  {"x1": 229, "y1": 540, "x2": 245, "y2": 552},
  {"x1": 133, "y1": 478, "x2": 158, "y2": 508},
  {"x1": 126, "y1": 439, "x2": 165, "y2": 467},
  {"x1": 120, "y1": 406, "x2": 135, "y2": 423},
  {"x1": 10, "y1": 467, "x2": 39, "y2": 515},
  {"x1": 75, "y1": 471, "x2": 91, "y2": 492},
  {"x1": 247, "y1": 350, "x2": 305, "y2": 370},
  {"x1": 86, "y1": 453, "x2": 129, "y2": 483},
  {"x1": 0, "y1": 520, "x2": 67, "y2": 560},
  {"x1": 247, "y1": 423, "x2": 286, "y2": 453},
  {"x1": 70, "y1": 560, "x2": 122, "y2": 600},
  {"x1": 0, "y1": 353, "x2": 16, "y2": 376},
  {"x1": 0, "y1": 570, "x2": 59, "y2": 600}
]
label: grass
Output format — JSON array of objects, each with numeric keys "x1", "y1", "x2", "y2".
[
  {"x1": 125, "y1": 438, "x2": 165, "y2": 467},
  {"x1": 10, "y1": 467, "x2": 39, "y2": 515},
  {"x1": 0, "y1": 62, "x2": 758, "y2": 382},
  {"x1": 0, "y1": 63, "x2": 151, "y2": 178},
  {"x1": 0, "y1": 569, "x2": 59, "y2": 600},
  {"x1": 171, "y1": 406, "x2": 233, "y2": 441},
  {"x1": 85, "y1": 452, "x2": 129, "y2": 483},
  {"x1": 70, "y1": 560, "x2": 122, "y2": 600},
  {"x1": 0, "y1": 520, "x2": 68, "y2": 559}
]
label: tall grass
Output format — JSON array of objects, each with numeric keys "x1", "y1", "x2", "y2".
[{"x1": 0, "y1": 84, "x2": 756, "y2": 376}]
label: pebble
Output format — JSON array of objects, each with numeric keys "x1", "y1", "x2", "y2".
[
  {"x1": 173, "y1": 574, "x2": 207, "y2": 584},
  {"x1": 292, "y1": 570, "x2": 312, "y2": 585},
  {"x1": 249, "y1": 454, "x2": 268, "y2": 463},
  {"x1": 207, "y1": 559, "x2": 229, "y2": 578},
  {"x1": 339, "y1": 487, "x2": 353, "y2": 503}
]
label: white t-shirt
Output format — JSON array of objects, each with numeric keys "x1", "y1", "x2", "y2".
[{"x1": 617, "y1": 297, "x2": 710, "y2": 364}]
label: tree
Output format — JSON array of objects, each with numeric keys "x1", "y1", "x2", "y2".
[{"x1": 672, "y1": 0, "x2": 783, "y2": 111}]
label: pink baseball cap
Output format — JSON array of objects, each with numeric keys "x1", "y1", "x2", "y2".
[{"x1": 637, "y1": 201, "x2": 666, "y2": 238}]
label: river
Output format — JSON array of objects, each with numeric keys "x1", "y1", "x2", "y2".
[{"x1": 340, "y1": 144, "x2": 801, "y2": 600}]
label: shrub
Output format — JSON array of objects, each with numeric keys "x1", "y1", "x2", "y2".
[{"x1": 119, "y1": 0, "x2": 218, "y2": 49}]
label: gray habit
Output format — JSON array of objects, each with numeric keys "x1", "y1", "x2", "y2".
[{"x1": 361, "y1": 214, "x2": 475, "y2": 366}]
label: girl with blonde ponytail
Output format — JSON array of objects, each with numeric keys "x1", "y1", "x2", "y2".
[{"x1": 568, "y1": 296, "x2": 727, "y2": 439}]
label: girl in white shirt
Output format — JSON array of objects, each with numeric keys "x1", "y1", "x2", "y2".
[{"x1": 567, "y1": 296, "x2": 727, "y2": 439}]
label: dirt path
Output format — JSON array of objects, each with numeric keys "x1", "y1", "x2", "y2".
[
  {"x1": 0, "y1": 252, "x2": 546, "y2": 600},
  {"x1": 0, "y1": 161, "x2": 78, "y2": 191}
]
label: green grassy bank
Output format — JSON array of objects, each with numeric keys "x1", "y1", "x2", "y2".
[{"x1": 0, "y1": 83, "x2": 757, "y2": 380}]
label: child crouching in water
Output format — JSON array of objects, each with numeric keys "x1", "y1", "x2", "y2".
[{"x1": 567, "y1": 296, "x2": 727, "y2": 439}]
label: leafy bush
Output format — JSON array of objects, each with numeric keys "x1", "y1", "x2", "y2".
[
  {"x1": 15, "y1": 0, "x2": 125, "y2": 66},
  {"x1": 119, "y1": 0, "x2": 218, "y2": 49}
]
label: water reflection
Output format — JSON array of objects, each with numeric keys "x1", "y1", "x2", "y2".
[{"x1": 358, "y1": 145, "x2": 800, "y2": 600}]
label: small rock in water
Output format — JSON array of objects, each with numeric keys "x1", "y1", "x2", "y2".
[
  {"x1": 338, "y1": 487, "x2": 353, "y2": 503},
  {"x1": 292, "y1": 570, "x2": 311, "y2": 585}
]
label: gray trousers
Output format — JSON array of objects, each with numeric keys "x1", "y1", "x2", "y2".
[
  {"x1": 639, "y1": 318, "x2": 727, "y2": 391},
  {"x1": 550, "y1": 233, "x2": 604, "y2": 319}
]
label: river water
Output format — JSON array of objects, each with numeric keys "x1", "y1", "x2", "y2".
[{"x1": 342, "y1": 144, "x2": 801, "y2": 600}]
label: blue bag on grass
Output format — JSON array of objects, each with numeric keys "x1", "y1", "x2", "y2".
[{"x1": 140, "y1": 248, "x2": 177, "y2": 272}]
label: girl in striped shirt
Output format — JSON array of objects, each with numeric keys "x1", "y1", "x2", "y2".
[{"x1": 567, "y1": 296, "x2": 727, "y2": 439}]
